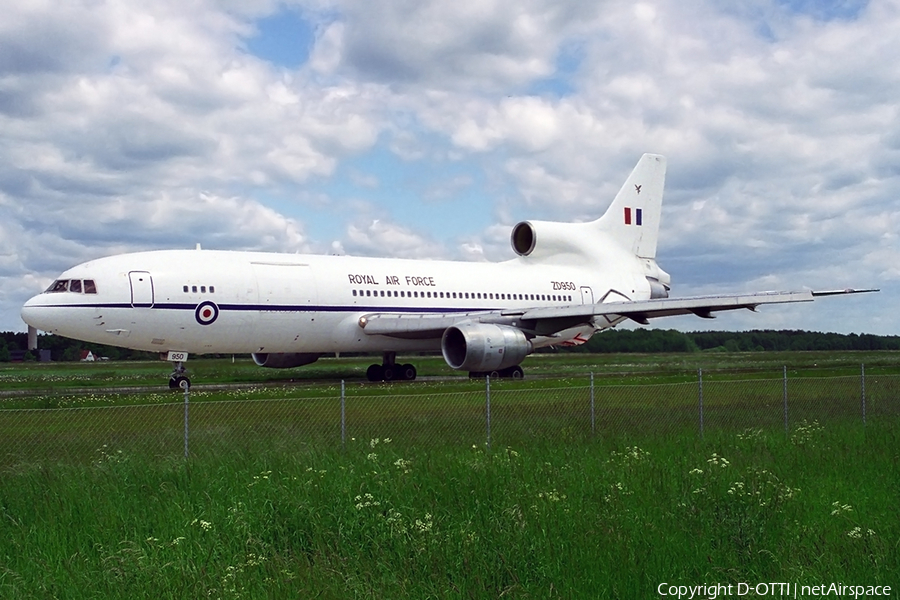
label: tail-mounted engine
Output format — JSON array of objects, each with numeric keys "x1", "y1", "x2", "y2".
[
  {"x1": 441, "y1": 323, "x2": 533, "y2": 372},
  {"x1": 510, "y1": 220, "x2": 598, "y2": 262}
]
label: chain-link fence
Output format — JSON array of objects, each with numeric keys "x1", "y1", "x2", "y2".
[{"x1": 1, "y1": 367, "x2": 898, "y2": 465}]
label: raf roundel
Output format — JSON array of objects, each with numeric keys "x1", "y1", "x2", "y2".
[{"x1": 195, "y1": 301, "x2": 219, "y2": 326}]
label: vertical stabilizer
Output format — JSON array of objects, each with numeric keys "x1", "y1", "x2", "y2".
[{"x1": 594, "y1": 154, "x2": 666, "y2": 258}]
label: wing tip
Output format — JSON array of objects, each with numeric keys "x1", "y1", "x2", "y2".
[{"x1": 811, "y1": 288, "x2": 880, "y2": 297}]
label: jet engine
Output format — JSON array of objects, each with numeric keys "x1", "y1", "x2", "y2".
[
  {"x1": 441, "y1": 323, "x2": 532, "y2": 372},
  {"x1": 510, "y1": 220, "x2": 596, "y2": 261},
  {"x1": 252, "y1": 352, "x2": 320, "y2": 369}
]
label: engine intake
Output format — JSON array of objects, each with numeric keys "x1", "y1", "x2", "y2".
[
  {"x1": 511, "y1": 221, "x2": 537, "y2": 256},
  {"x1": 441, "y1": 323, "x2": 532, "y2": 372},
  {"x1": 252, "y1": 353, "x2": 320, "y2": 369},
  {"x1": 509, "y1": 219, "x2": 598, "y2": 262}
]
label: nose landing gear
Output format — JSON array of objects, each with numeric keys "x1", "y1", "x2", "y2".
[
  {"x1": 165, "y1": 352, "x2": 191, "y2": 389},
  {"x1": 169, "y1": 361, "x2": 191, "y2": 389}
]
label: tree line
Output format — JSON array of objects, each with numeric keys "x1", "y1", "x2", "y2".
[
  {"x1": 0, "y1": 332, "x2": 156, "y2": 362},
  {"x1": 1, "y1": 328, "x2": 899, "y2": 362},
  {"x1": 558, "y1": 328, "x2": 900, "y2": 354}
]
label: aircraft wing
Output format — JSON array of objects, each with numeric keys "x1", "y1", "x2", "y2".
[{"x1": 359, "y1": 289, "x2": 877, "y2": 340}]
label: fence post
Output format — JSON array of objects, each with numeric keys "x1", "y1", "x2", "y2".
[
  {"x1": 485, "y1": 375, "x2": 492, "y2": 450},
  {"x1": 698, "y1": 368, "x2": 704, "y2": 438},
  {"x1": 783, "y1": 366, "x2": 788, "y2": 435},
  {"x1": 590, "y1": 372, "x2": 596, "y2": 435},
  {"x1": 183, "y1": 385, "x2": 190, "y2": 459},
  {"x1": 341, "y1": 380, "x2": 346, "y2": 449},
  {"x1": 861, "y1": 364, "x2": 866, "y2": 426}
]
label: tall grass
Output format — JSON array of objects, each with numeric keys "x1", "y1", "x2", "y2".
[{"x1": 1, "y1": 421, "x2": 896, "y2": 598}]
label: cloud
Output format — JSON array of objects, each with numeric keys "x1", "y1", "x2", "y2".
[
  {"x1": 341, "y1": 218, "x2": 446, "y2": 259},
  {"x1": 336, "y1": 0, "x2": 596, "y2": 91}
]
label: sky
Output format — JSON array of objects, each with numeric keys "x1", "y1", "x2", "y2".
[{"x1": 1, "y1": 0, "x2": 896, "y2": 335}]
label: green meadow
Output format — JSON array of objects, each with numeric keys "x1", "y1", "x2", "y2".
[{"x1": 0, "y1": 352, "x2": 898, "y2": 597}]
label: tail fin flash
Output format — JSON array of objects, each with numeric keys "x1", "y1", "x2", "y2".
[{"x1": 594, "y1": 153, "x2": 666, "y2": 258}]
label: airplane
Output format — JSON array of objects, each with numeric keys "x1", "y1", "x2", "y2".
[{"x1": 20, "y1": 154, "x2": 875, "y2": 388}]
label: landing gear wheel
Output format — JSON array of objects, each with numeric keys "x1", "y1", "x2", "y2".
[
  {"x1": 503, "y1": 365, "x2": 525, "y2": 380},
  {"x1": 170, "y1": 375, "x2": 191, "y2": 389},
  {"x1": 469, "y1": 365, "x2": 524, "y2": 379},
  {"x1": 366, "y1": 364, "x2": 384, "y2": 382},
  {"x1": 399, "y1": 363, "x2": 417, "y2": 381},
  {"x1": 382, "y1": 365, "x2": 396, "y2": 381}
]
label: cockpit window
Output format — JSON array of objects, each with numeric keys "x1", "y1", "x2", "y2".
[
  {"x1": 47, "y1": 280, "x2": 69, "y2": 293},
  {"x1": 45, "y1": 279, "x2": 98, "y2": 294}
]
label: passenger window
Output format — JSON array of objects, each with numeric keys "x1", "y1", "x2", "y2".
[
  {"x1": 353, "y1": 290, "x2": 357, "y2": 296},
  {"x1": 84, "y1": 280, "x2": 97, "y2": 294},
  {"x1": 69, "y1": 280, "x2": 82, "y2": 293},
  {"x1": 192, "y1": 286, "x2": 198, "y2": 293},
  {"x1": 201, "y1": 286, "x2": 206, "y2": 293},
  {"x1": 183, "y1": 286, "x2": 189, "y2": 293},
  {"x1": 210, "y1": 286, "x2": 215, "y2": 293}
]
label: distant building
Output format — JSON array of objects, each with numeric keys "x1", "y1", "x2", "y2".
[{"x1": 80, "y1": 350, "x2": 96, "y2": 362}]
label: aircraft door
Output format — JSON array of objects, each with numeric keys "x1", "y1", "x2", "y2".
[
  {"x1": 580, "y1": 286, "x2": 594, "y2": 304},
  {"x1": 129, "y1": 271, "x2": 154, "y2": 308}
]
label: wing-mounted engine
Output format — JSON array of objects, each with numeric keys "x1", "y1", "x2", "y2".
[
  {"x1": 252, "y1": 352, "x2": 320, "y2": 368},
  {"x1": 441, "y1": 322, "x2": 533, "y2": 372}
]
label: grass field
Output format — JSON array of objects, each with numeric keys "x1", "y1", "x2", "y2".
[
  {"x1": 3, "y1": 348, "x2": 900, "y2": 394},
  {"x1": 0, "y1": 352, "x2": 898, "y2": 597}
]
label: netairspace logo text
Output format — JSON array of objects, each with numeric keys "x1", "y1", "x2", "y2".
[{"x1": 657, "y1": 582, "x2": 892, "y2": 599}]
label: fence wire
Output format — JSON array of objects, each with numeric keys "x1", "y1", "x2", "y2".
[{"x1": 1, "y1": 369, "x2": 898, "y2": 465}]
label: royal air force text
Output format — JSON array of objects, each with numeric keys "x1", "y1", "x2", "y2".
[
  {"x1": 348, "y1": 274, "x2": 435, "y2": 287},
  {"x1": 349, "y1": 274, "x2": 578, "y2": 292}
]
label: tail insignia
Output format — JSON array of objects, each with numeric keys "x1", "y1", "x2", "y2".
[{"x1": 624, "y1": 207, "x2": 643, "y2": 226}]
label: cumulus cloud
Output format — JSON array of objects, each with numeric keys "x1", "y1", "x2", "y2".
[
  {"x1": 342, "y1": 218, "x2": 446, "y2": 259},
  {"x1": 336, "y1": 0, "x2": 596, "y2": 90}
]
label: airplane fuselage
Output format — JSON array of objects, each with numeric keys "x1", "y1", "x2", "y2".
[{"x1": 22, "y1": 248, "x2": 647, "y2": 356}]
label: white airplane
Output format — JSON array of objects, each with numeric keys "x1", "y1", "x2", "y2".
[{"x1": 21, "y1": 154, "x2": 874, "y2": 388}]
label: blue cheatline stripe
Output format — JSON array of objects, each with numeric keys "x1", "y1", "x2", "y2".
[
  {"x1": 31, "y1": 302, "x2": 498, "y2": 314},
  {"x1": 636, "y1": 208, "x2": 643, "y2": 226}
]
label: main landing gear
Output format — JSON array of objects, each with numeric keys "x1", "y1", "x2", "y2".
[
  {"x1": 168, "y1": 361, "x2": 191, "y2": 390},
  {"x1": 468, "y1": 365, "x2": 525, "y2": 380},
  {"x1": 366, "y1": 352, "x2": 417, "y2": 382}
]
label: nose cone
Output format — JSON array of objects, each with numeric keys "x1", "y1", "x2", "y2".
[{"x1": 21, "y1": 293, "x2": 56, "y2": 333}]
